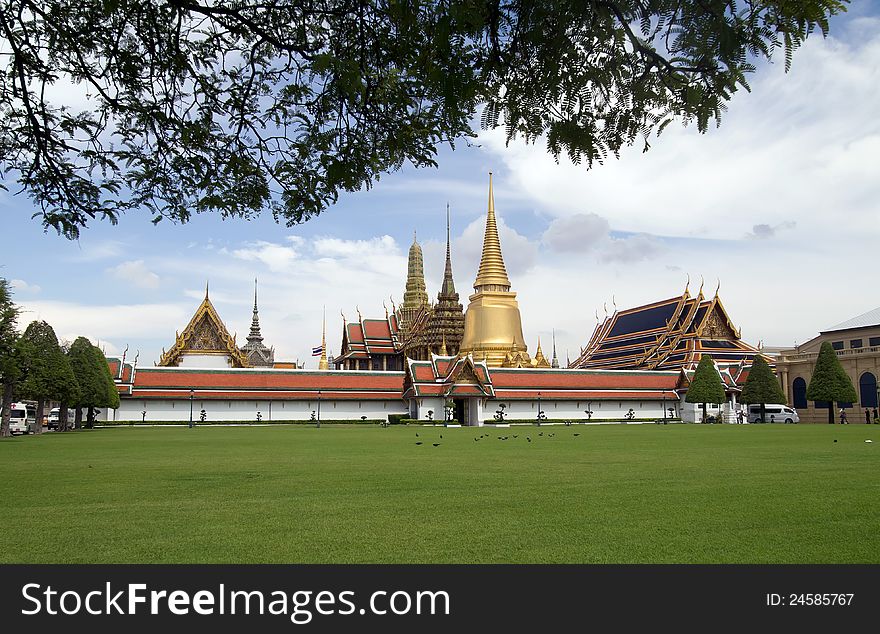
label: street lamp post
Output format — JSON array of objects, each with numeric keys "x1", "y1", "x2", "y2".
[
  {"x1": 316, "y1": 389, "x2": 321, "y2": 428},
  {"x1": 662, "y1": 390, "x2": 667, "y2": 424},
  {"x1": 537, "y1": 392, "x2": 542, "y2": 426},
  {"x1": 189, "y1": 389, "x2": 194, "y2": 428}
]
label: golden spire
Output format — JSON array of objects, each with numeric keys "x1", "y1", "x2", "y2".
[
  {"x1": 440, "y1": 333, "x2": 448, "y2": 356},
  {"x1": 473, "y1": 172, "x2": 511, "y2": 291},
  {"x1": 319, "y1": 306, "x2": 329, "y2": 370},
  {"x1": 402, "y1": 230, "x2": 428, "y2": 310}
]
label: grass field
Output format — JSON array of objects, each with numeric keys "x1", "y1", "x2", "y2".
[{"x1": 1, "y1": 424, "x2": 878, "y2": 563}]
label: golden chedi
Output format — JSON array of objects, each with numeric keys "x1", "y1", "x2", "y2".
[{"x1": 459, "y1": 173, "x2": 530, "y2": 367}]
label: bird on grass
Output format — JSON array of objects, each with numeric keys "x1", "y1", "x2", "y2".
[
  {"x1": 416, "y1": 433, "x2": 419, "y2": 437},
  {"x1": 440, "y1": 435, "x2": 443, "y2": 439},
  {"x1": 833, "y1": 439, "x2": 838, "y2": 443},
  {"x1": 539, "y1": 432, "x2": 544, "y2": 437},
  {"x1": 433, "y1": 443, "x2": 441, "y2": 447},
  {"x1": 573, "y1": 433, "x2": 580, "y2": 437},
  {"x1": 513, "y1": 435, "x2": 518, "y2": 438},
  {"x1": 527, "y1": 437, "x2": 531, "y2": 443},
  {"x1": 416, "y1": 442, "x2": 423, "y2": 445}
]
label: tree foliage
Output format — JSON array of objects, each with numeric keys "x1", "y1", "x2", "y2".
[
  {"x1": 686, "y1": 355, "x2": 726, "y2": 404},
  {"x1": 0, "y1": 277, "x2": 22, "y2": 437},
  {"x1": 68, "y1": 337, "x2": 104, "y2": 409},
  {"x1": 740, "y1": 356, "x2": 786, "y2": 405},
  {"x1": 0, "y1": 0, "x2": 848, "y2": 238},
  {"x1": 19, "y1": 321, "x2": 80, "y2": 430},
  {"x1": 686, "y1": 354, "x2": 725, "y2": 421},
  {"x1": 806, "y1": 341, "x2": 857, "y2": 404},
  {"x1": 740, "y1": 355, "x2": 786, "y2": 423}
]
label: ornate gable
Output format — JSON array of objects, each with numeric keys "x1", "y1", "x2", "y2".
[{"x1": 159, "y1": 292, "x2": 249, "y2": 368}]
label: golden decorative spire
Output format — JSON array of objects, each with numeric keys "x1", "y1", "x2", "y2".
[
  {"x1": 473, "y1": 172, "x2": 511, "y2": 291},
  {"x1": 402, "y1": 230, "x2": 428, "y2": 309},
  {"x1": 459, "y1": 172, "x2": 529, "y2": 367},
  {"x1": 440, "y1": 333, "x2": 448, "y2": 356},
  {"x1": 318, "y1": 306, "x2": 329, "y2": 370}
]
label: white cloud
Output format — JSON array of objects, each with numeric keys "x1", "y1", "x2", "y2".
[
  {"x1": 16, "y1": 300, "x2": 189, "y2": 345},
  {"x1": 478, "y1": 25, "x2": 880, "y2": 243},
  {"x1": 232, "y1": 240, "x2": 300, "y2": 272},
  {"x1": 10, "y1": 279, "x2": 41, "y2": 294},
  {"x1": 107, "y1": 260, "x2": 160, "y2": 289},
  {"x1": 542, "y1": 214, "x2": 610, "y2": 253}
]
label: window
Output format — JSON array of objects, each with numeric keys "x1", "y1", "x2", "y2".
[
  {"x1": 792, "y1": 377, "x2": 807, "y2": 409},
  {"x1": 850, "y1": 339, "x2": 863, "y2": 349},
  {"x1": 831, "y1": 341, "x2": 844, "y2": 351},
  {"x1": 870, "y1": 337, "x2": 880, "y2": 347},
  {"x1": 814, "y1": 400, "x2": 830, "y2": 409},
  {"x1": 859, "y1": 372, "x2": 877, "y2": 408}
]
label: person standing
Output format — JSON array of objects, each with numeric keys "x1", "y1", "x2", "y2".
[
  {"x1": 866, "y1": 408, "x2": 871, "y2": 425},
  {"x1": 839, "y1": 409, "x2": 848, "y2": 424}
]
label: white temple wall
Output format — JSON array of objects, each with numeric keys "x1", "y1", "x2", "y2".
[
  {"x1": 487, "y1": 399, "x2": 676, "y2": 423},
  {"x1": 111, "y1": 398, "x2": 407, "y2": 422}
]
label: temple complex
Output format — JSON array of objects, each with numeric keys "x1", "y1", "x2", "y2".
[{"x1": 101, "y1": 173, "x2": 771, "y2": 426}]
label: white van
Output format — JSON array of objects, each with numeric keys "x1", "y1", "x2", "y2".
[
  {"x1": 747, "y1": 404, "x2": 799, "y2": 424},
  {"x1": 9, "y1": 402, "x2": 36, "y2": 435},
  {"x1": 48, "y1": 407, "x2": 76, "y2": 430}
]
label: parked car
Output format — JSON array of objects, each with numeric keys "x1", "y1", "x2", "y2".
[{"x1": 747, "y1": 404, "x2": 799, "y2": 424}]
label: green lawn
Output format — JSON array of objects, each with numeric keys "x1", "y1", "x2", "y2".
[{"x1": 1, "y1": 424, "x2": 878, "y2": 563}]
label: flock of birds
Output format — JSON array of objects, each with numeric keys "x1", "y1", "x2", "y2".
[{"x1": 414, "y1": 429, "x2": 582, "y2": 447}]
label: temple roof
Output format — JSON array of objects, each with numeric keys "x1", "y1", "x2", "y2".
[
  {"x1": 404, "y1": 354, "x2": 682, "y2": 400},
  {"x1": 117, "y1": 366, "x2": 405, "y2": 401},
  {"x1": 574, "y1": 284, "x2": 759, "y2": 371},
  {"x1": 336, "y1": 313, "x2": 401, "y2": 363},
  {"x1": 159, "y1": 287, "x2": 249, "y2": 368}
]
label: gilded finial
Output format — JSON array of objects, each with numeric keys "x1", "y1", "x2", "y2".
[
  {"x1": 603, "y1": 302, "x2": 608, "y2": 318},
  {"x1": 440, "y1": 333, "x2": 448, "y2": 356},
  {"x1": 685, "y1": 274, "x2": 690, "y2": 295},
  {"x1": 340, "y1": 309, "x2": 346, "y2": 324},
  {"x1": 715, "y1": 278, "x2": 720, "y2": 297},
  {"x1": 356, "y1": 305, "x2": 362, "y2": 322},
  {"x1": 612, "y1": 295, "x2": 617, "y2": 311},
  {"x1": 595, "y1": 309, "x2": 599, "y2": 323},
  {"x1": 698, "y1": 275, "x2": 704, "y2": 296},
  {"x1": 413, "y1": 230, "x2": 417, "y2": 244},
  {"x1": 472, "y1": 172, "x2": 512, "y2": 291}
]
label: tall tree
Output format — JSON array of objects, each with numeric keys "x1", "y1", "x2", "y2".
[
  {"x1": 18, "y1": 321, "x2": 80, "y2": 433},
  {"x1": 740, "y1": 356, "x2": 786, "y2": 423},
  {"x1": 0, "y1": 1, "x2": 848, "y2": 238},
  {"x1": 68, "y1": 337, "x2": 102, "y2": 430},
  {"x1": 0, "y1": 278, "x2": 22, "y2": 438},
  {"x1": 806, "y1": 341, "x2": 858, "y2": 424},
  {"x1": 91, "y1": 343, "x2": 120, "y2": 426},
  {"x1": 685, "y1": 355, "x2": 726, "y2": 423}
]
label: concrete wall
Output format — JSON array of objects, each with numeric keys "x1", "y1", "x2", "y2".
[{"x1": 107, "y1": 398, "x2": 408, "y2": 422}]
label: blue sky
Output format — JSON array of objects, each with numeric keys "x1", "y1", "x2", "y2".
[{"x1": 2, "y1": 3, "x2": 879, "y2": 366}]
